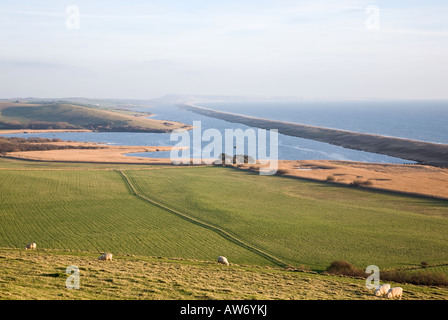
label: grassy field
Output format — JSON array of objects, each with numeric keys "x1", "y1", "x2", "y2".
[
  {"x1": 0, "y1": 157, "x2": 158, "y2": 170},
  {"x1": 0, "y1": 168, "x2": 272, "y2": 265},
  {"x1": 1, "y1": 248, "x2": 447, "y2": 300},
  {"x1": 0, "y1": 101, "x2": 188, "y2": 132},
  {"x1": 0, "y1": 157, "x2": 447, "y2": 299},
  {"x1": 125, "y1": 166, "x2": 448, "y2": 271}
]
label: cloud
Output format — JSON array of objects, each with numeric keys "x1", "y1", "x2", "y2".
[
  {"x1": 1, "y1": 0, "x2": 447, "y2": 99},
  {"x1": 15, "y1": 10, "x2": 65, "y2": 17},
  {"x1": 0, "y1": 59, "x2": 64, "y2": 69},
  {"x1": 378, "y1": 28, "x2": 448, "y2": 37}
]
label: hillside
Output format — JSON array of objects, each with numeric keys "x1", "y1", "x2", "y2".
[
  {"x1": 1, "y1": 248, "x2": 446, "y2": 300},
  {"x1": 0, "y1": 157, "x2": 447, "y2": 300},
  {"x1": 0, "y1": 101, "x2": 191, "y2": 133}
]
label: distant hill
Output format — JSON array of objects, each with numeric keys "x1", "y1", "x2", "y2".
[
  {"x1": 0, "y1": 101, "x2": 190, "y2": 133},
  {"x1": 148, "y1": 94, "x2": 306, "y2": 104}
]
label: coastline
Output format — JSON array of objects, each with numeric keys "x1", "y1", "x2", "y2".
[
  {"x1": 180, "y1": 103, "x2": 448, "y2": 166},
  {"x1": 1, "y1": 116, "x2": 447, "y2": 199}
]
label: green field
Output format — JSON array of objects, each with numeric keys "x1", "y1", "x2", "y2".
[
  {"x1": 0, "y1": 168, "x2": 270, "y2": 265},
  {"x1": 124, "y1": 167, "x2": 448, "y2": 271},
  {"x1": 0, "y1": 157, "x2": 447, "y2": 299}
]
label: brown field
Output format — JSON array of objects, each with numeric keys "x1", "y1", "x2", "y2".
[
  {"x1": 241, "y1": 160, "x2": 448, "y2": 200},
  {"x1": 4, "y1": 141, "x2": 179, "y2": 165}
]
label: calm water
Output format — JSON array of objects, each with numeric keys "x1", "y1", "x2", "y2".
[{"x1": 4, "y1": 100, "x2": 445, "y2": 163}]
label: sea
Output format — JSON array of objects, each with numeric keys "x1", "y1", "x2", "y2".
[{"x1": 2, "y1": 100, "x2": 447, "y2": 164}]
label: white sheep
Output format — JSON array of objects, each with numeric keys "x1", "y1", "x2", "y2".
[
  {"x1": 25, "y1": 242, "x2": 37, "y2": 250},
  {"x1": 374, "y1": 284, "x2": 391, "y2": 297},
  {"x1": 98, "y1": 253, "x2": 113, "y2": 261},
  {"x1": 386, "y1": 287, "x2": 403, "y2": 299},
  {"x1": 217, "y1": 256, "x2": 229, "y2": 266}
]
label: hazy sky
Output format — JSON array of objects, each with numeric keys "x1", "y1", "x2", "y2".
[{"x1": 1, "y1": 0, "x2": 447, "y2": 100}]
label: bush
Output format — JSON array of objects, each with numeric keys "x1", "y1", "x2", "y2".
[
  {"x1": 326, "y1": 175, "x2": 335, "y2": 181},
  {"x1": 275, "y1": 169, "x2": 289, "y2": 176},
  {"x1": 380, "y1": 269, "x2": 448, "y2": 287},
  {"x1": 0, "y1": 137, "x2": 101, "y2": 154},
  {"x1": 233, "y1": 154, "x2": 255, "y2": 164},
  {"x1": 325, "y1": 260, "x2": 448, "y2": 287},
  {"x1": 217, "y1": 153, "x2": 233, "y2": 165},
  {"x1": 248, "y1": 166, "x2": 259, "y2": 172},
  {"x1": 351, "y1": 179, "x2": 373, "y2": 187},
  {"x1": 325, "y1": 260, "x2": 364, "y2": 277}
]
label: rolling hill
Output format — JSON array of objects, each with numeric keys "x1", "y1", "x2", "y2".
[
  {"x1": 0, "y1": 101, "x2": 190, "y2": 132},
  {"x1": 0, "y1": 157, "x2": 447, "y2": 300}
]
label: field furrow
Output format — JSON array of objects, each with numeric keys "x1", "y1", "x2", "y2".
[
  {"x1": 125, "y1": 166, "x2": 448, "y2": 271},
  {"x1": 0, "y1": 169, "x2": 273, "y2": 265}
]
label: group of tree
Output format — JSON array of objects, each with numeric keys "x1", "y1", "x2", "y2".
[{"x1": 0, "y1": 137, "x2": 101, "y2": 155}]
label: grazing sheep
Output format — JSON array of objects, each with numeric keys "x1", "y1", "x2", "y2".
[
  {"x1": 25, "y1": 242, "x2": 37, "y2": 250},
  {"x1": 386, "y1": 287, "x2": 403, "y2": 299},
  {"x1": 217, "y1": 256, "x2": 229, "y2": 266},
  {"x1": 98, "y1": 253, "x2": 113, "y2": 261},
  {"x1": 375, "y1": 284, "x2": 391, "y2": 297}
]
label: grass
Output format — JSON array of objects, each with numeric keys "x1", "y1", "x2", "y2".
[
  {"x1": 0, "y1": 156, "x2": 159, "y2": 170},
  {"x1": 404, "y1": 265, "x2": 448, "y2": 278},
  {"x1": 1, "y1": 249, "x2": 447, "y2": 300},
  {"x1": 325, "y1": 260, "x2": 448, "y2": 286},
  {"x1": 0, "y1": 169, "x2": 271, "y2": 266},
  {"x1": 124, "y1": 166, "x2": 448, "y2": 271},
  {"x1": 0, "y1": 101, "x2": 187, "y2": 132},
  {"x1": 351, "y1": 179, "x2": 373, "y2": 187},
  {"x1": 0, "y1": 157, "x2": 447, "y2": 299}
]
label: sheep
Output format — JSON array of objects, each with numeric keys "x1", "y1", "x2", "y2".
[
  {"x1": 217, "y1": 256, "x2": 230, "y2": 266},
  {"x1": 25, "y1": 242, "x2": 37, "y2": 250},
  {"x1": 98, "y1": 253, "x2": 113, "y2": 261},
  {"x1": 374, "y1": 284, "x2": 391, "y2": 297},
  {"x1": 386, "y1": 287, "x2": 403, "y2": 299}
]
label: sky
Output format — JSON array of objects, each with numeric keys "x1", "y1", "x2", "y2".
[{"x1": 1, "y1": 0, "x2": 447, "y2": 100}]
